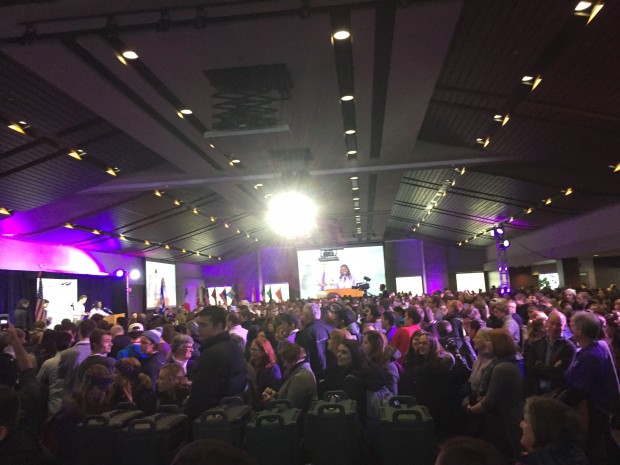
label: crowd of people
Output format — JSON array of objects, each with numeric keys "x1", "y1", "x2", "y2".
[{"x1": 1, "y1": 284, "x2": 620, "y2": 465}]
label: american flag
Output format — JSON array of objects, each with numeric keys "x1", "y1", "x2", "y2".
[{"x1": 34, "y1": 271, "x2": 45, "y2": 322}]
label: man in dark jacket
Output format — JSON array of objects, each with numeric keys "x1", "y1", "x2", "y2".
[
  {"x1": 295, "y1": 302, "x2": 332, "y2": 381},
  {"x1": 186, "y1": 306, "x2": 247, "y2": 420},
  {"x1": 524, "y1": 310, "x2": 576, "y2": 396},
  {"x1": 13, "y1": 299, "x2": 30, "y2": 330}
]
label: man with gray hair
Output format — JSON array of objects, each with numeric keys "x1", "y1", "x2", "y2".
[
  {"x1": 564, "y1": 311, "x2": 620, "y2": 465},
  {"x1": 295, "y1": 302, "x2": 332, "y2": 382},
  {"x1": 168, "y1": 334, "x2": 196, "y2": 380}
]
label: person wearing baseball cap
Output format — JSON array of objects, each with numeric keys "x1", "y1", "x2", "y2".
[
  {"x1": 140, "y1": 327, "x2": 165, "y2": 387},
  {"x1": 116, "y1": 322, "x2": 146, "y2": 361}
]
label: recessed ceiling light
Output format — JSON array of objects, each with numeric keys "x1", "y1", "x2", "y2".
[
  {"x1": 353, "y1": 197, "x2": 359, "y2": 201},
  {"x1": 333, "y1": 30, "x2": 350, "y2": 40},
  {"x1": 8, "y1": 123, "x2": 27, "y2": 134},
  {"x1": 145, "y1": 240, "x2": 151, "y2": 245},
  {"x1": 347, "y1": 150, "x2": 357, "y2": 155},
  {"x1": 341, "y1": 95, "x2": 354, "y2": 101},
  {"x1": 63, "y1": 222, "x2": 73, "y2": 228},
  {"x1": 122, "y1": 50, "x2": 138, "y2": 60},
  {"x1": 522, "y1": 75, "x2": 534, "y2": 82},
  {"x1": 230, "y1": 159, "x2": 240, "y2": 164},
  {"x1": 352, "y1": 187, "x2": 359, "y2": 191},
  {"x1": 92, "y1": 229, "x2": 101, "y2": 235},
  {"x1": 575, "y1": 1, "x2": 592, "y2": 11},
  {"x1": 345, "y1": 129, "x2": 356, "y2": 135},
  {"x1": 254, "y1": 184, "x2": 263, "y2": 189},
  {"x1": 350, "y1": 176, "x2": 358, "y2": 180},
  {"x1": 106, "y1": 167, "x2": 118, "y2": 176},
  {"x1": 193, "y1": 208, "x2": 198, "y2": 214},
  {"x1": 180, "y1": 109, "x2": 193, "y2": 115},
  {"x1": 164, "y1": 244, "x2": 170, "y2": 249},
  {"x1": 68, "y1": 150, "x2": 83, "y2": 160},
  {"x1": 154, "y1": 190, "x2": 163, "y2": 197}
]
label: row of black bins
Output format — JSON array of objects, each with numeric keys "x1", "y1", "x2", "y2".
[{"x1": 75, "y1": 394, "x2": 436, "y2": 465}]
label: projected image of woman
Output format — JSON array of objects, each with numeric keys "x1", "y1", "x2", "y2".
[{"x1": 336, "y1": 264, "x2": 356, "y2": 289}]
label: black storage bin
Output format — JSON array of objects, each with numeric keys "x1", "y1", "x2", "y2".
[
  {"x1": 192, "y1": 396, "x2": 252, "y2": 447},
  {"x1": 119, "y1": 413, "x2": 188, "y2": 465},
  {"x1": 75, "y1": 409, "x2": 144, "y2": 465},
  {"x1": 307, "y1": 393, "x2": 360, "y2": 465},
  {"x1": 246, "y1": 399, "x2": 302, "y2": 465},
  {"x1": 379, "y1": 402, "x2": 436, "y2": 465}
]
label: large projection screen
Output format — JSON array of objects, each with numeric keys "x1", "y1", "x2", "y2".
[
  {"x1": 145, "y1": 261, "x2": 177, "y2": 309},
  {"x1": 43, "y1": 278, "x2": 77, "y2": 325},
  {"x1": 297, "y1": 246, "x2": 386, "y2": 299}
]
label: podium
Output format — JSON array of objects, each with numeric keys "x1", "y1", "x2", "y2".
[{"x1": 324, "y1": 288, "x2": 364, "y2": 298}]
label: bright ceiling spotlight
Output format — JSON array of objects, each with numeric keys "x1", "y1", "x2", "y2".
[
  {"x1": 496, "y1": 227, "x2": 504, "y2": 235},
  {"x1": 501, "y1": 239, "x2": 511, "y2": 249},
  {"x1": 333, "y1": 30, "x2": 350, "y2": 40},
  {"x1": 113, "y1": 269, "x2": 126, "y2": 278},
  {"x1": 122, "y1": 50, "x2": 138, "y2": 60},
  {"x1": 574, "y1": 1, "x2": 592, "y2": 11},
  {"x1": 129, "y1": 269, "x2": 141, "y2": 280},
  {"x1": 266, "y1": 192, "x2": 317, "y2": 238}
]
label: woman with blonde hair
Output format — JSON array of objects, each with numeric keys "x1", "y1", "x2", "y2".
[
  {"x1": 467, "y1": 329, "x2": 523, "y2": 461},
  {"x1": 157, "y1": 364, "x2": 191, "y2": 408}
]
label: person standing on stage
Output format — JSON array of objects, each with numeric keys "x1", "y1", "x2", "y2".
[
  {"x1": 72, "y1": 295, "x2": 88, "y2": 322},
  {"x1": 13, "y1": 298, "x2": 30, "y2": 330},
  {"x1": 336, "y1": 264, "x2": 356, "y2": 289},
  {"x1": 88, "y1": 301, "x2": 111, "y2": 318}
]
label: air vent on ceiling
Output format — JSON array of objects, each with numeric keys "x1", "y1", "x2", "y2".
[
  {"x1": 269, "y1": 147, "x2": 313, "y2": 175},
  {"x1": 204, "y1": 64, "x2": 292, "y2": 137}
]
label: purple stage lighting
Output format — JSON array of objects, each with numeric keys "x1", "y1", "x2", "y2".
[{"x1": 114, "y1": 269, "x2": 126, "y2": 278}]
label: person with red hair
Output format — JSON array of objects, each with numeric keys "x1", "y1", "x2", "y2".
[{"x1": 248, "y1": 336, "x2": 281, "y2": 409}]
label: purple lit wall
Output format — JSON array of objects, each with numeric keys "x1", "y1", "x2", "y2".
[
  {"x1": 0, "y1": 237, "x2": 108, "y2": 275},
  {"x1": 423, "y1": 241, "x2": 448, "y2": 293},
  {"x1": 202, "y1": 250, "x2": 260, "y2": 301},
  {"x1": 259, "y1": 247, "x2": 299, "y2": 298}
]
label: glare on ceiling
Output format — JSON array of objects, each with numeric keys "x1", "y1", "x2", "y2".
[
  {"x1": 122, "y1": 50, "x2": 138, "y2": 60},
  {"x1": 266, "y1": 192, "x2": 317, "y2": 238},
  {"x1": 574, "y1": 1, "x2": 592, "y2": 11}
]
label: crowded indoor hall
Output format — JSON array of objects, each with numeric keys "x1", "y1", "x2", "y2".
[{"x1": 1, "y1": 1, "x2": 620, "y2": 464}]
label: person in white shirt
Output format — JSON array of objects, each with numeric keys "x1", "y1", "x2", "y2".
[
  {"x1": 227, "y1": 312, "x2": 248, "y2": 343},
  {"x1": 335, "y1": 264, "x2": 356, "y2": 289},
  {"x1": 36, "y1": 331, "x2": 73, "y2": 415},
  {"x1": 72, "y1": 295, "x2": 88, "y2": 322},
  {"x1": 88, "y1": 301, "x2": 111, "y2": 318}
]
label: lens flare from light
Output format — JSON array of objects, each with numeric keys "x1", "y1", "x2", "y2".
[{"x1": 266, "y1": 192, "x2": 317, "y2": 237}]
